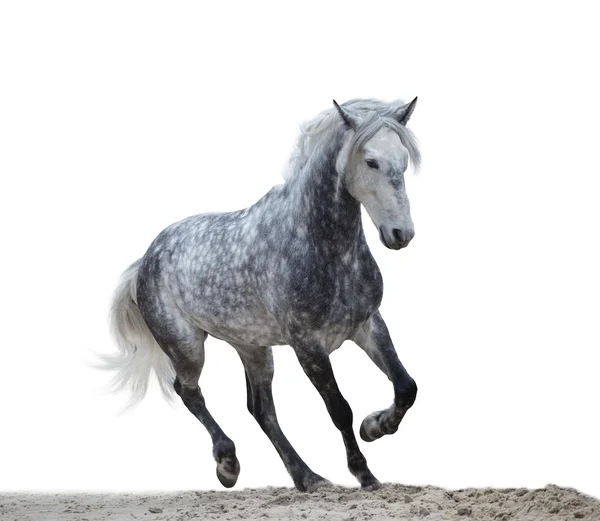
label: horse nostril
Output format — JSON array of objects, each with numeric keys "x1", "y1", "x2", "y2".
[
  {"x1": 393, "y1": 228, "x2": 415, "y2": 246},
  {"x1": 393, "y1": 229, "x2": 406, "y2": 242}
]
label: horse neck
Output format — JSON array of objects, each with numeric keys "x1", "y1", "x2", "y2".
[{"x1": 286, "y1": 143, "x2": 363, "y2": 253}]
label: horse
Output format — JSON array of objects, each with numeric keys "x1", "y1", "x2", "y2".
[{"x1": 104, "y1": 97, "x2": 421, "y2": 492}]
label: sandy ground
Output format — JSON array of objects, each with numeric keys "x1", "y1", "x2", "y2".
[{"x1": 1, "y1": 484, "x2": 598, "y2": 521}]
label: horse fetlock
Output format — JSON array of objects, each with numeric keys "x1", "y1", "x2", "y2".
[
  {"x1": 361, "y1": 477, "x2": 382, "y2": 491},
  {"x1": 297, "y1": 472, "x2": 331, "y2": 493},
  {"x1": 213, "y1": 439, "x2": 236, "y2": 460},
  {"x1": 351, "y1": 462, "x2": 380, "y2": 490}
]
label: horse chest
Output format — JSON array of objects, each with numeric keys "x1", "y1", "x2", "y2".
[
  {"x1": 333, "y1": 260, "x2": 383, "y2": 323},
  {"x1": 282, "y1": 252, "x2": 383, "y2": 336}
]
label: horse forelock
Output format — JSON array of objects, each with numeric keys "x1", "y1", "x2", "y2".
[{"x1": 284, "y1": 99, "x2": 421, "y2": 181}]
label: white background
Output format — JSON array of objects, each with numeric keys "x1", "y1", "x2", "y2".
[{"x1": 1, "y1": 1, "x2": 599, "y2": 500}]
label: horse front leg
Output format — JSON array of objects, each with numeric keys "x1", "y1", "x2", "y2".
[
  {"x1": 292, "y1": 341, "x2": 381, "y2": 490},
  {"x1": 233, "y1": 344, "x2": 330, "y2": 492},
  {"x1": 353, "y1": 311, "x2": 418, "y2": 442}
]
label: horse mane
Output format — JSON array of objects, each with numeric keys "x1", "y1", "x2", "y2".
[{"x1": 284, "y1": 98, "x2": 421, "y2": 181}]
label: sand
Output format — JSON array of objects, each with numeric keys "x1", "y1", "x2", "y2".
[{"x1": 1, "y1": 484, "x2": 598, "y2": 521}]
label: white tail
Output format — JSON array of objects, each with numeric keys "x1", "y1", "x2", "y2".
[{"x1": 101, "y1": 260, "x2": 176, "y2": 409}]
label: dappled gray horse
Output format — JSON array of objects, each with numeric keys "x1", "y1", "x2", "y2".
[{"x1": 106, "y1": 98, "x2": 421, "y2": 491}]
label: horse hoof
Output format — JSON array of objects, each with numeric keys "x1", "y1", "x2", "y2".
[
  {"x1": 216, "y1": 456, "x2": 240, "y2": 488},
  {"x1": 361, "y1": 478, "x2": 382, "y2": 491},
  {"x1": 303, "y1": 476, "x2": 332, "y2": 493},
  {"x1": 359, "y1": 414, "x2": 382, "y2": 442},
  {"x1": 359, "y1": 422, "x2": 374, "y2": 442}
]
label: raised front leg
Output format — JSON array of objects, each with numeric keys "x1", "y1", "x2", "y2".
[
  {"x1": 353, "y1": 311, "x2": 418, "y2": 442},
  {"x1": 292, "y1": 341, "x2": 381, "y2": 490}
]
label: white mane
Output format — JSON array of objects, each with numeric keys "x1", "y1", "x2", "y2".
[{"x1": 284, "y1": 98, "x2": 421, "y2": 181}]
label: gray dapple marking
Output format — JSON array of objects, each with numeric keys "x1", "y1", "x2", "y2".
[{"x1": 105, "y1": 98, "x2": 421, "y2": 491}]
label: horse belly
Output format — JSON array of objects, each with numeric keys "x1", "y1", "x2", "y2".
[
  {"x1": 191, "y1": 306, "x2": 286, "y2": 347},
  {"x1": 177, "y1": 277, "x2": 285, "y2": 346}
]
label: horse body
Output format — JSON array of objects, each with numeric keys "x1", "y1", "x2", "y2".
[
  {"x1": 137, "y1": 143, "x2": 383, "y2": 350},
  {"x1": 106, "y1": 98, "x2": 421, "y2": 491}
]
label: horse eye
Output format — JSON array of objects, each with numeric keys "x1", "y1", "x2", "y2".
[{"x1": 365, "y1": 159, "x2": 379, "y2": 169}]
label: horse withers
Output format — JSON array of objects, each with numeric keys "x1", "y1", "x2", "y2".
[{"x1": 104, "y1": 98, "x2": 421, "y2": 491}]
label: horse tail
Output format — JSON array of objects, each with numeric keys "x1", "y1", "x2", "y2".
[{"x1": 101, "y1": 259, "x2": 176, "y2": 409}]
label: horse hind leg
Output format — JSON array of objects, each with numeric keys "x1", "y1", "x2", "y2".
[{"x1": 163, "y1": 329, "x2": 240, "y2": 488}]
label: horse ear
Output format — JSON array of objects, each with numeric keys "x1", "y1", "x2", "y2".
[
  {"x1": 333, "y1": 99, "x2": 358, "y2": 129},
  {"x1": 394, "y1": 96, "x2": 418, "y2": 125}
]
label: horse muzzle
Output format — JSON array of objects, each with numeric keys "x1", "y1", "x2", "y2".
[{"x1": 379, "y1": 226, "x2": 415, "y2": 250}]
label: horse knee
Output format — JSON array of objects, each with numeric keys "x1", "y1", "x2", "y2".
[{"x1": 397, "y1": 378, "x2": 418, "y2": 408}]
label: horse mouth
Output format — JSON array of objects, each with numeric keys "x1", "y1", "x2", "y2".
[
  {"x1": 378, "y1": 228, "x2": 408, "y2": 250},
  {"x1": 379, "y1": 229, "x2": 396, "y2": 250}
]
